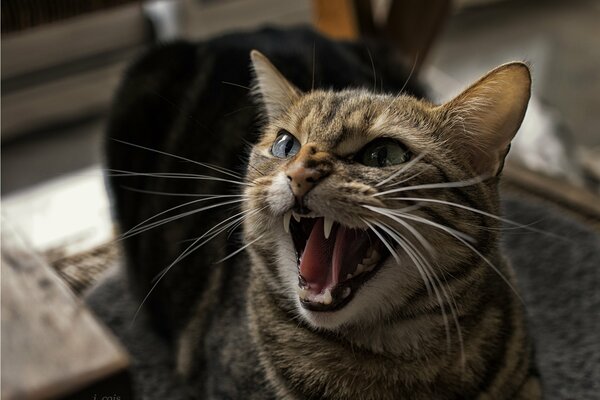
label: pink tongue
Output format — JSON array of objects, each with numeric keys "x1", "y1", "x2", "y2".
[{"x1": 299, "y1": 219, "x2": 371, "y2": 293}]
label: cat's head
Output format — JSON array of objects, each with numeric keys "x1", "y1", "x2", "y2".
[{"x1": 243, "y1": 50, "x2": 530, "y2": 331}]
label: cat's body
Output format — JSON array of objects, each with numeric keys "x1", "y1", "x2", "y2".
[{"x1": 107, "y1": 28, "x2": 540, "y2": 399}]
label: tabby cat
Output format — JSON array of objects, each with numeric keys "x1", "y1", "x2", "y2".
[{"x1": 107, "y1": 29, "x2": 540, "y2": 399}]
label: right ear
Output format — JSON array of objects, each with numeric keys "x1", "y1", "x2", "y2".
[{"x1": 250, "y1": 50, "x2": 301, "y2": 120}]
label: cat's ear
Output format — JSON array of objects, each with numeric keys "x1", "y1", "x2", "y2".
[
  {"x1": 440, "y1": 62, "x2": 531, "y2": 176},
  {"x1": 250, "y1": 50, "x2": 301, "y2": 120}
]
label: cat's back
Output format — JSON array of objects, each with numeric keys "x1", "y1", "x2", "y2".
[{"x1": 106, "y1": 27, "x2": 424, "y2": 338}]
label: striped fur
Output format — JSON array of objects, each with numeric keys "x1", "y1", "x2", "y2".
[
  {"x1": 227, "y1": 53, "x2": 540, "y2": 399},
  {"x1": 108, "y1": 35, "x2": 539, "y2": 398}
]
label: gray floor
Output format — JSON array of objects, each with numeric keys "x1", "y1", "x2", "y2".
[{"x1": 2, "y1": 0, "x2": 599, "y2": 195}]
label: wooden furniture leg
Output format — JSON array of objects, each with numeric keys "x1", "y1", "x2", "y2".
[{"x1": 312, "y1": 0, "x2": 452, "y2": 72}]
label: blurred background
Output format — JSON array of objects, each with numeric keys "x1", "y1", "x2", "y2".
[
  {"x1": 2, "y1": 0, "x2": 600, "y2": 194},
  {"x1": 2, "y1": 0, "x2": 600, "y2": 253},
  {"x1": 2, "y1": 2, "x2": 600, "y2": 398},
  {"x1": 3, "y1": 0, "x2": 600, "y2": 259}
]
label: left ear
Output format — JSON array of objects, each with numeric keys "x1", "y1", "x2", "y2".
[
  {"x1": 439, "y1": 62, "x2": 532, "y2": 176},
  {"x1": 250, "y1": 50, "x2": 301, "y2": 120}
]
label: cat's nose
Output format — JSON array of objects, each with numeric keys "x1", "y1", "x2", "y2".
[
  {"x1": 285, "y1": 143, "x2": 333, "y2": 202},
  {"x1": 286, "y1": 164, "x2": 323, "y2": 198}
]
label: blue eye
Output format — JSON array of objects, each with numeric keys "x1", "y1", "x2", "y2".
[{"x1": 271, "y1": 130, "x2": 301, "y2": 158}]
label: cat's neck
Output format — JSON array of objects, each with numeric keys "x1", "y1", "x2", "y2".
[
  {"x1": 246, "y1": 256, "x2": 520, "y2": 399},
  {"x1": 247, "y1": 276, "x2": 472, "y2": 399}
]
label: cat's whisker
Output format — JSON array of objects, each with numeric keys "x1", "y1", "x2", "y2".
[
  {"x1": 214, "y1": 234, "x2": 264, "y2": 264},
  {"x1": 366, "y1": 219, "x2": 433, "y2": 299},
  {"x1": 365, "y1": 219, "x2": 458, "y2": 358},
  {"x1": 396, "y1": 212, "x2": 525, "y2": 305},
  {"x1": 399, "y1": 54, "x2": 419, "y2": 94},
  {"x1": 311, "y1": 41, "x2": 316, "y2": 91},
  {"x1": 386, "y1": 169, "x2": 427, "y2": 189},
  {"x1": 386, "y1": 196, "x2": 570, "y2": 241},
  {"x1": 198, "y1": 207, "x2": 265, "y2": 247},
  {"x1": 223, "y1": 105, "x2": 259, "y2": 117},
  {"x1": 376, "y1": 222, "x2": 452, "y2": 352},
  {"x1": 112, "y1": 138, "x2": 243, "y2": 179},
  {"x1": 132, "y1": 207, "x2": 262, "y2": 324},
  {"x1": 374, "y1": 175, "x2": 487, "y2": 197},
  {"x1": 122, "y1": 194, "x2": 244, "y2": 238},
  {"x1": 227, "y1": 215, "x2": 250, "y2": 238},
  {"x1": 151, "y1": 207, "x2": 264, "y2": 283},
  {"x1": 107, "y1": 170, "x2": 207, "y2": 178},
  {"x1": 107, "y1": 169, "x2": 251, "y2": 187},
  {"x1": 366, "y1": 47, "x2": 377, "y2": 92},
  {"x1": 120, "y1": 198, "x2": 246, "y2": 241},
  {"x1": 221, "y1": 80, "x2": 252, "y2": 91},
  {"x1": 362, "y1": 205, "x2": 435, "y2": 256},
  {"x1": 375, "y1": 152, "x2": 426, "y2": 188},
  {"x1": 244, "y1": 161, "x2": 267, "y2": 178},
  {"x1": 456, "y1": 217, "x2": 551, "y2": 233},
  {"x1": 121, "y1": 186, "x2": 241, "y2": 198},
  {"x1": 375, "y1": 219, "x2": 465, "y2": 365},
  {"x1": 383, "y1": 209, "x2": 475, "y2": 244}
]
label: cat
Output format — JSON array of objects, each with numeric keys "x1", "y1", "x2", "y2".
[{"x1": 106, "y1": 28, "x2": 540, "y2": 399}]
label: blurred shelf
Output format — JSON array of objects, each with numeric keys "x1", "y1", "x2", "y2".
[
  {"x1": 1, "y1": 3, "x2": 147, "y2": 82},
  {"x1": 1, "y1": 220, "x2": 130, "y2": 400},
  {"x1": 2, "y1": 62, "x2": 128, "y2": 141},
  {"x1": 1, "y1": 3, "x2": 149, "y2": 142}
]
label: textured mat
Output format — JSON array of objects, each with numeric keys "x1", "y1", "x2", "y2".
[{"x1": 85, "y1": 195, "x2": 600, "y2": 399}]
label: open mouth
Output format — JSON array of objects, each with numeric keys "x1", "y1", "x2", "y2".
[{"x1": 284, "y1": 212, "x2": 390, "y2": 312}]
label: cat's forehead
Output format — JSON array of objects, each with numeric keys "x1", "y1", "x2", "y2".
[{"x1": 284, "y1": 89, "x2": 434, "y2": 155}]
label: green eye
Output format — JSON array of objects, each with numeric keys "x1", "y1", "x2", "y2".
[
  {"x1": 272, "y1": 130, "x2": 301, "y2": 158},
  {"x1": 358, "y1": 138, "x2": 411, "y2": 167}
]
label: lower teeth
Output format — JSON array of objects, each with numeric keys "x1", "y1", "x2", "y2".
[{"x1": 297, "y1": 287, "x2": 333, "y2": 305}]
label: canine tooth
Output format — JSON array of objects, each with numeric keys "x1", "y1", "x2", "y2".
[
  {"x1": 371, "y1": 249, "x2": 380, "y2": 261},
  {"x1": 356, "y1": 264, "x2": 365, "y2": 275},
  {"x1": 323, "y1": 289, "x2": 333, "y2": 305},
  {"x1": 347, "y1": 273, "x2": 353, "y2": 280},
  {"x1": 323, "y1": 217, "x2": 334, "y2": 239},
  {"x1": 343, "y1": 287, "x2": 351, "y2": 298},
  {"x1": 363, "y1": 249, "x2": 380, "y2": 265},
  {"x1": 293, "y1": 213, "x2": 301, "y2": 222},
  {"x1": 283, "y1": 211, "x2": 292, "y2": 233},
  {"x1": 296, "y1": 287, "x2": 308, "y2": 300},
  {"x1": 361, "y1": 256, "x2": 377, "y2": 270}
]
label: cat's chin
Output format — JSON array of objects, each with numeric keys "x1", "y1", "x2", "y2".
[
  {"x1": 299, "y1": 306, "x2": 358, "y2": 330},
  {"x1": 295, "y1": 275, "x2": 387, "y2": 330}
]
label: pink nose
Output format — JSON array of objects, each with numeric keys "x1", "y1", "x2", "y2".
[
  {"x1": 286, "y1": 164, "x2": 323, "y2": 198},
  {"x1": 284, "y1": 143, "x2": 333, "y2": 201}
]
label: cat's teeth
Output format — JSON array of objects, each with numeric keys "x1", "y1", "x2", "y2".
[
  {"x1": 323, "y1": 217, "x2": 334, "y2": 239},
  {"x1": 355, "y1": 264, "x2": 365, "y2": 275},
  {"x1": 296, "y1": 286, "x2": 308, "y2": 300},
  {"x1": 322, "y1": 288, "x2": 333, "y2": 305},
  {"x1": 342, "y1": 287, "x2": 351, "y2": 298},
  {"x1": 346, "y1": 273, "x2": 353, "y2": 280},
  {"x1": 362, "y1": 249, "x2": 381, "y2": 265},
  {"x1": 371, "y1": 249, "x2": 380, "y2": 262},
  {"x1": 283, "y1": 211, "x2": 292, "y2": 233}
]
